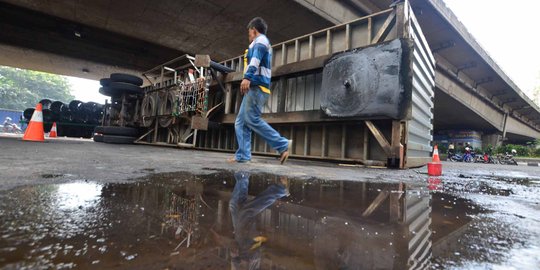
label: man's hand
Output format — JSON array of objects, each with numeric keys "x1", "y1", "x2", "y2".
[{"x1": 240, "y1": 79, "x2": 251, "y2": 95}]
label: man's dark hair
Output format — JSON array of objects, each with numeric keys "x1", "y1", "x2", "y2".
[{"x1": 247, "y1": 17, "x2": 267, "y2": 35}]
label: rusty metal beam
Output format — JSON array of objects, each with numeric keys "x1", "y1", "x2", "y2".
[
  {"x1": 372, "y1": 11, "x2": 396, "y2": 44},
  {"x1": 365, "y1": 121, "x2": 392, "y2": 156},
  {"x1": 363, "y1": 188, "x2": 390, "y2": 217}
]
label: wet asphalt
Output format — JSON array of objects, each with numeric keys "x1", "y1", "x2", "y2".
[{"x1": 1, "y1": 135, "x2": 539, "y2": 269}]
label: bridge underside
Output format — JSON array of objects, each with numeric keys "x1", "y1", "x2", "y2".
[
  {"x1": 0, "y1": 0, "x2": 333, "y2": 80},
  {"x1": 433, "y1": 88, "x2": 498, "y2": 132},
  {"x1": 434, "y1": 87, "x2": 540, "y2": 144},
  {"x1": 0, "y1": 0, "x2": 538, "y2": 142}
]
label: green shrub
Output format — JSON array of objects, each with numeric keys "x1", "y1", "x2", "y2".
[
  {"x1": 437, "y1": 144, "x2": 447, "y2": 154},
  {"x1": 483, "y1": 144, "x2": 494, "y2": 154},
  {"x1": 496, "y1": 144, "x2": 529, "y2": 156},
  {"x1": 534, "y1": 148, "x2": 540, "y2": 157}
]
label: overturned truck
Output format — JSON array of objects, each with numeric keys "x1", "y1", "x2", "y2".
[{"x1": 98, "y1": 1, "x2": 435, "y2": 168}]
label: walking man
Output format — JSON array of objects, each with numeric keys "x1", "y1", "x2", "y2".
[{"x1": 230, "y1": 17, "x2": 291, "y2": 164}]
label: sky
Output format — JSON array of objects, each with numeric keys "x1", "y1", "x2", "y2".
[
  {"x1": 67, "y1": 76, "x2": 105, "y2": 103},
  {"x1": 68, "y1": 1, "x2": 540, "y2": 103},
  {"x1": 442, "y1": 0, "x2": 540, "y2": 101}
]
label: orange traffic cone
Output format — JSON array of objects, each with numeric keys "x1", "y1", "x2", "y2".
[
  {"x1": 22, "y1": 103, "x2": 45, "y2": 142},
  {"x1": 432, "y1": 145, "x2": 441, "y2": 162},
  {"x1": 427, "y1": 145, "x2": 442, "y2": 176},
  {"x1": 48, "y1": 122, "x2": 58, "y2": 138},
  {"x1": 427, "y1": 176, "x2": 443, "y2": 191}
]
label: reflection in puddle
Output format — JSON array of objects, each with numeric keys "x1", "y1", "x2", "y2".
[
  {"x1": 56, "y1": 183, "x2": 102, "y2": 210},
  {"x1": 0, "y1": 171, "x2": 536, "y2": 269}
]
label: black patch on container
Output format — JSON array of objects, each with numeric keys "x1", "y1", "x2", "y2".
[{"x1": 320, "y1": 39, "x2": 413, "y2": 120}]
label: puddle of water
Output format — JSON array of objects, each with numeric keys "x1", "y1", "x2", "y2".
[
  {"x1": 40, "y1": 173, "x2": 70, "y2": 179},
  {"x1": 0, "y1": 171, "x2": 537, "y2": 269}
]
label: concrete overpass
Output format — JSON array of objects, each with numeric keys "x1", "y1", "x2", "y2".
[{"x1": 0, "y1": 0, "x2": 539, "y2": 143}]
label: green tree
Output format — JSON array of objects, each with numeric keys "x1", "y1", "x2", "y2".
[
  {"x1": 533, "y1": 72, "x2": 540, "y2": 106},
  {"x1": 534, "y1": 85, "x2": 540, "y2": 107},
  {"x1": 0, "y1": 66, "x2": 74, "y2": 110}
]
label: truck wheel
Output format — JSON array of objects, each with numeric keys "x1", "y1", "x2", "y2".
[
  {"x1": 93, "y1": 134, "x2": 104, "y2": 142},
  {"x1": 102, "y1": 126, "x2": 139, "y2": 137},
  {"x1": 102, "y1": 135, "x2": 136, "y2": 144},
  {"x1": 39, "y1": 99, "x2": 53, "y2": 110},
  {"x1": 109, "y1": 82, "x2": 143, "y2": 95},
  {"x1": 99, "y1": 87, "x2": 115, "y2": 97},
  {"x1": 100, "y1": 78, "x2": 111, "y2": 87},
  {"x1": 69, "y1": 100, "x2": 84, "y2": 112},
  {"x1": 141, "y1": 95, "x2": 157, "y2": 127},
  {"x1": 110, "y1": 73, "x2": 144, "y2": 86},
  {"x1": 23, "y1": 108, "x2": 35, "y2": 121},
  {"x1": 94, "y1": 126, "x2": 104, "y2": 134}
]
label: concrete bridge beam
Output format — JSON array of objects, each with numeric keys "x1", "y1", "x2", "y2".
[
  {"x1": 292, "y1": 0, "x2": 365, "y2": 24},
  {"x1": 435, "y1": 70, "x2": 505, "y2": 131}
]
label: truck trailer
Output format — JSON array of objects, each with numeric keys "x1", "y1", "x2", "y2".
[{"x1": 96, "y1": 0, "x2": 435, "y2": 169}]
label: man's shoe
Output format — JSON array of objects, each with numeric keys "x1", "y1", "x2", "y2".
[
  {"x1": 279, "y1": 176, "x2": 290, "y2": 196},
  {"x1": 280, "y1": 140, "x2": 293, "y2": 165},
  {"x1": 227, "y1": 157, "x2": 250, "y2": 164}
]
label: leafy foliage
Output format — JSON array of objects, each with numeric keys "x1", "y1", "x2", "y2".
[
  {"x1": 0, "y1": 66, "x2": 74, "y2": 110},
  {"x1": 495, "y1": 143, "x2": 538, "y2": 157}
]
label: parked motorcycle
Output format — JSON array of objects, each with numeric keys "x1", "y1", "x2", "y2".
[
  {"x1": 448, "y1": 153, "x2": 462, "y2": 162},
  {"x1": 1, "y1": 122, "x2": 22, "y2": 134},
  {"x1": 497, "y1": 153, "x2": 518, "y2": 165},
  {"x1": 462, "y1": 152, "x2": 474, "y2": 163},
  {"x1": 474, "y1": 152, "x2": 497, "y2": 164},
  {"x1": 448, "y1": 152, "x2": 474, "y2": 162},
  {"x1": 0, "y1": 117, "x2": 22, "y2": 134},
  {"x1": 473, "y1": 152, "x2": 485, "y2": 163}
]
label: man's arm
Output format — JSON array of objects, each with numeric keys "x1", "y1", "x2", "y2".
[{"x1": 240, "y1": 43, "x2": 267, "y2": 94}]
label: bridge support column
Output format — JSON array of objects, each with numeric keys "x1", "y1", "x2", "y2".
[
  {"x1": 482, "y1": 134, "x2": 501, "y2": 149},
  {"x1": 501, "y1": 112, "x2": 509, "y2": 145}
]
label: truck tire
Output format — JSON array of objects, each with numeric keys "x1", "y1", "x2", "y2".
[
  {"x1": 159, "y1": 91, "x2": 175, "y2": 127},
  {"x1": 23, "y1": 108, "x2": 35, "y2": 121},
  {"x1": 94, "y1": 126, "x2": 104, "y2": 134},
  {"x1": 100, "y1": 78, "x2": 111, "y2": 87},
  {"x1": 39, "y1": 99, "x2": 52, "y2": 110},
  {"x1": 93, "y1": 134, "x2": 104, "y2": 142},
  {"x1": 109, "y1": 82, "x2": 143, "y2": 95},
  {"x1": 69, "y1": 100, "x2": 83, "y2": 112},
  {"x1": 110, "y1": 73, "x2": 143, "y2": 86},
  {"x1": 99, "y1": 87, "x2": 119, "y2": 97},
  {"x1": 101, "y1": 126, "x2": 139, "y2": 137},
  {"x1": 102, "y1": 135, "x2": 136, "y2": 144},
  {"x1": 100, "y1": 85, "x2": 142, "y2": 97},
  {"x1": 141, "y1": 94, "x2": 157, "y2": 127}
]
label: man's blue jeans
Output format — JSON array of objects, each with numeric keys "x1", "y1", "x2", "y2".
[
  {"x1": 235, "y1": 87, "x2": 289, "y2": 162},
  {"x1": 229, "y1": 171, "x2": 288, "y2": 268}
]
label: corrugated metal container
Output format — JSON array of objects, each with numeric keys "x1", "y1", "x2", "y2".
[
  {"x1": 404, "y1": 3, "x2": 436, "y2": 167},
  {"x1": 404, "y1": 189, "x2": 432, "y2": 269}
]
